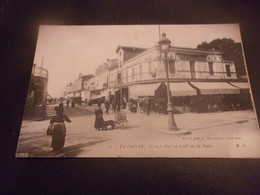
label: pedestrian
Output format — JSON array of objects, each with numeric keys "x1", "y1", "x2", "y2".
[
  {"x1": 105, "y1": 101, "x2": 110, "y2": 114},
  {"x1": 137, "y1": 100, "x2": 140, "y2": 114},
  {"x1": 59, "y1": 100, "x2": 64, "y2": 111},
  {"x1": 147, "y1": 98, "x2": 151, "y2": 116},
  {"x1": 132, "y1": 100, "x2": 137, "y2": 113},
  {"x1": 112, "y1": 100, "x2": 116, "y2": 113},
  {"x1": 116, "y1": 101, "x2": 121, "y2": 113},
  {"x1": 66, "y1": 99, "x2": 70, "y2": 109},
  {"x1": 71, "y1": 100, "x2": 75, "y2": 108},
  {"x1": 49, "y1": 106, "x2": 71, "y2": 152},
  {"x1": 154, "y1": 101, "x2": 158, "y2": 113},
  {"x1": 94, "y1": 103, "x2": 105, "y2": 130},
  {"x1": 123, "y1": 97, "x2": 127, "y2": 109}
]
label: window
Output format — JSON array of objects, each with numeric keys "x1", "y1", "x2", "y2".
[
  {"x1": 208, "y1": 62, "x2": 214, "y2": 75},
  {"x1": 139, "y1": 65, "x2": 142, "y2": 79},
  {"x1": 226, "y1": 65, "x2": 231, "y2": 77},
  {"x1": 169, "y1": 59, "x2": 176, "y2": 74},
  {"x1": 132, "y1": 68, "x2": 135, "y2": 80},
  {"x1": 125, "y1": 71, "x2": 128, "y2": 83},
  {"x1": 119, "y1": 61, "x2": 122, "y2": 68}
]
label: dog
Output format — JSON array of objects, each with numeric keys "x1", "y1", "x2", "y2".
[{"x1": 100, "y1": 120, "x2": 115, "y2": 130}]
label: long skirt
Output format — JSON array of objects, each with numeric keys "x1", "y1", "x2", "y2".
[
  {"x1": 94, "y1": 116, "x2": 104, "y2": 129},
  {"x1": 51, "y1": 123, "x2": 66, "y2": 151}
]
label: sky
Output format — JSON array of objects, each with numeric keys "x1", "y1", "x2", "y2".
[{"x1": 33, "y1": 24, "x2": 242, "y2": 97}]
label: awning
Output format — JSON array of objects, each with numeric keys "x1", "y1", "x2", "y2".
[
  {"x1": 190, "y1": 82, "x2": 240, "y2": 95},
  {"x1": 169, "y1": 82, "x2": 197, "y2": 96},
  {"x1": 230, "y1": 82, "x2": 250, "y2": 89},
  {"x1": 129, "y1": 83, "x2": 161, "y2": 98},
  {"x1": 90, "y1": 94, "x2": 102, "y2": 100},
  {"x1": 90, "y1": 90, "x2": 102, "y2": 100}
]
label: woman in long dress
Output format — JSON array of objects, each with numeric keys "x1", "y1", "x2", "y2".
[
  {"x1": 94, "y1": 104, "x2": 104, "y2": 130},
  {"x1": 50, "y1": 106, "x2": 71, "y2": 152}
]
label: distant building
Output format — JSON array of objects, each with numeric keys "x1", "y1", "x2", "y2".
[{"x1": 64, "y1": 74, "x2": 94, "y2": 99}]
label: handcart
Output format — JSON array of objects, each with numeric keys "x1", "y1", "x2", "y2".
[{"x1": 114, "y1": 113, "x2": 128, "y2": 128}]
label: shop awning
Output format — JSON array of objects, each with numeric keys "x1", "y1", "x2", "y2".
[
  {"x1": 190, "y1": 82, "x2": 240, "y2": 95},
  {"x1": 90, "y1": 90, "x2": 102, "y2": 100},
  {"x1": 169, "y1": 82, "x2": 197, "y2": 96},
  {"x1": 129, "y1": 83, "x2": 161, "y2": 98},
  {"x1": 230, "y1": 82, "x2": 250, "y2": 89},
  {"x1": 90, "y1": 94, "x2": 102, "y2": 100}
]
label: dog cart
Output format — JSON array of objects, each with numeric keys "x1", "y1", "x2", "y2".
[{"x1": 114, "y1": 113, "x2": 128, "y2": 128}]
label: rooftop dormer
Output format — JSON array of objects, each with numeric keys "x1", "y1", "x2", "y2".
[{"x1": 116, "y1": 45, "x2": 147, "y2": 69}]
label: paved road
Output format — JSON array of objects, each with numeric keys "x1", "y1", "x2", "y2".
[{"x1": 16, "y1": 106, "x2": 260, "y2": 158}]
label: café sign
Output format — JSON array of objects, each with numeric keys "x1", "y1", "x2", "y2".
[{"x1": 207, "y1": 55, "x2": 222, "y2": 62}]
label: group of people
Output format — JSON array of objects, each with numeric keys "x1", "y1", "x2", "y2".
[
  {"x1": 65, "y1": 98, "x2": 76, "y2": 108},
  {"x1": 128, "y1": 98, "x2": 154, "y2": 115},
  {"x1": 94, "y1": 101, "x2": 120, "y2": 130},
  {"x1": 48, "y1": 100, "x2": 114, "y2": 152},
  {"x1": 47, "y1": 97, "x2": 155, "y2": 152},
  {"x1": 101, "y1": 100, "x2": 122, "y2": 114}
]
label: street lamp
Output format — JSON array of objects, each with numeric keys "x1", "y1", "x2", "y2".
[{"x1": 158, "y1": 32, "x2": 178, "y2": 130}]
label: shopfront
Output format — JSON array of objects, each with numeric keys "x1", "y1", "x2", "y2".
[{"x1": 190, "y1": 82, "x2": 241, "y2": 113}]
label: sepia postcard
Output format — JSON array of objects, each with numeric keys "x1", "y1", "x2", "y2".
[{"x1": 16, "y1": 24, "x2": 260, "y2": 158}]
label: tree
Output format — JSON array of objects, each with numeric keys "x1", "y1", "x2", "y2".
[{"x1": 197, "y1": 38, "x2": 246, "y2": 77}]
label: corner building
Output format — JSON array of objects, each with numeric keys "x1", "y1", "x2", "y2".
[{"x1": 86, "y1": 43, "x2": 252, "y2": 113}]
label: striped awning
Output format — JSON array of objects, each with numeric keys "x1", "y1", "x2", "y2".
[
  {"x1": 129, "y1": 83, "x2": 161, "y2": 98},
  {"x1": 90, "y1": 94, "x2": 102, "y2": 100},
  {"x1": 169, "y1": 82, "x2": 197, "y2": 96},
  {"x1": 190, "y1": 82, "x2": 240, "y2": 95}
]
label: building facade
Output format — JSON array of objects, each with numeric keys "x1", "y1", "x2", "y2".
[
  {"x1": 68, "y1": 41, "x2": 251, "y2": 113},
  {"x1": 64, "y1": 74, "x2": 94, "y2": 101}
]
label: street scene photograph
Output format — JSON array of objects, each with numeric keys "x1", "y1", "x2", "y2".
[{"x1": 16, "y1": 24, "x2": 260, "y2": 158}]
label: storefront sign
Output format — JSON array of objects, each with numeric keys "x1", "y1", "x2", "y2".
[{"x1": 207, "y1": 55, "x2": 222, "y2": 62}]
